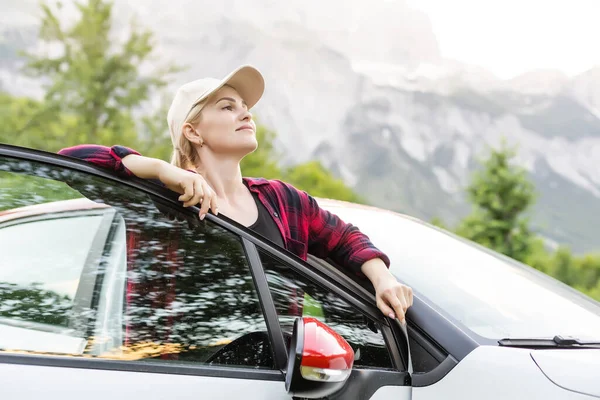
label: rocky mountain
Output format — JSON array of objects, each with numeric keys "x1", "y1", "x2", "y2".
[{"x1": 2, "y1": 0, "x2": 599, "y2": 253}]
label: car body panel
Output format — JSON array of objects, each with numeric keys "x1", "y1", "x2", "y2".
[
  {"x1": 1, "y1": 145, "x2": 600, "y2": 399},
  {"x1": 0, "y1": 362, "x2": 289, "y2": 400},
  {"x1": 369, "y1": 385, "x2": 413, "y2": 400},
  {"x1": 531, "y1": 349, "x2": 600, "y2": 398},
  {"x1": 412, "y1": 346, "x2": 597, "y2": 399}
]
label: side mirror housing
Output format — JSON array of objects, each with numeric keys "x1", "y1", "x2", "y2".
[{"x1": 285, "y1": 317, "x2": 354, "y2": 399}]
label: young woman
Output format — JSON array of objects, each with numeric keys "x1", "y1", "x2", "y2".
[{"x1": 59, "y1": 65, "x2": 413, "y2": 323}]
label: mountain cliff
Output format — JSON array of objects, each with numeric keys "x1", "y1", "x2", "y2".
[{"x1": 2, "y1": 0, "x2": 599, "y2": 252}]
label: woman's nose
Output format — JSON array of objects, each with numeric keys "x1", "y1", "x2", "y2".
[{"x1": 240, "y1": 109, "x2": 252, "y2": 121}]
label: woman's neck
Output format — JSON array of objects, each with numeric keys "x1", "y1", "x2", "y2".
[{"x1": 194, "y1": 154, "x2": 246, "y2": 200}]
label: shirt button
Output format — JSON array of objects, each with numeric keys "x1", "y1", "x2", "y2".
[{"x1": 273, "y1": 212, "x2": 279, "y2": 218}]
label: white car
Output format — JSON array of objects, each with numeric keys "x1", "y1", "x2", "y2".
[{"x1": 0, "y1": 144, "x2": 599, "y2": 400}]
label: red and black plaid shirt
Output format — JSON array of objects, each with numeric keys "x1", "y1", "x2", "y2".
[{"x1": 58, "y1": 145, "x2": 390, "y2": 275}]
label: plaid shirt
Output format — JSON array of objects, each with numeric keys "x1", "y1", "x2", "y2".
[{"x1": 58, "y1": 145, "x2": 390, "y2": 275}]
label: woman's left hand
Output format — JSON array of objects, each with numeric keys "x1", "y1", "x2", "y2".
[
  {"x1": 361, "y1": 258, "x2": 414, "y2": 323},
  {"x1": 374, "y1": 276, "x2": 413, "y2": 324}
]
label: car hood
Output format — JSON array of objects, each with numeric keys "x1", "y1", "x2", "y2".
[{"x1": 531, "y1": 349, "x2": 600, "y2": 398}]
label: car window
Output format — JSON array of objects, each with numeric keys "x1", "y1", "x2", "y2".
[
  {"x1": 0, "y1": 164, "x2": 115, "y2": 354},
  {"x1": 258, "y1": 249, "x2": 395, "y2": 370},
  {"x1": 0, "y1": 214, "x2": 104, "y2": 319},
  {"x1": 408, "y1": 333, "x2": 445, "y2": 373},
  {"x1": 0, "y1": 157, "x2": 275, "y2": 370}
]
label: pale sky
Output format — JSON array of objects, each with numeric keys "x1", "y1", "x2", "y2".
[{"x1": 405, "y1": 0, "x2": 600, "y2": 79}]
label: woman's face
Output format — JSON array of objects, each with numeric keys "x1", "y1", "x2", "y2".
[{"x1": 196, "y1": 85, "x2": 258, "y2": 157}]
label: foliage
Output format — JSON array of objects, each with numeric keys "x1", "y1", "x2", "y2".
[
  {"x1": 240, "y1": 123, "x2": 362, "y2": 202},
  {"x1": 429, "y1": 216, "x2": 448, "y2": 230},
  {"x1": 3, "y1": 0, "x2": 361, "y2": 202},
  {"x1": 433, "y1": 141, "x2": 600, "y2": 301},
  {"x1": 136, "y1": 97, "x2": 176, "y2": 161},
  {"x1": 284, "y1": 161, "x2": 364, "y2": 203},
  {"x1": 18, "y1": 0, "x2": 181, "y2": 152},
  {"x1": 0, "y1": 92, "x2": 79, "y2": 151},
  {"x1": 0, "y1": 171, "x2": 81, "y2": 212},
  {"x1": 0, "y1": 283, "x2": 73, "y2": 326},
  {"x1": 8, "y1": 0, "x2": 597, "y2": 303},
  {"x1": 456, "y1": 141, "x2": 536, "y2": 262},
  {"x1": 240, "y1": 123, "x2": 283, "y2": 180}
]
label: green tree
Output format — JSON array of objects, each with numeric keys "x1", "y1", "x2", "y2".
[
  {"x1": 0, "y1": 282, "x2": 73, "y2": 327},
  {"x1": 136, "y1": 98, "x2": 177, "y2": 161},
  {"x1": 240, "y1": 123, "x2": 363, "y2": 203},
  {"x1": 6, "y1": 0, "x2": 361, "y2": 204},
  {"x1": 574, "y1": 253, "x2": 600, "y2": 293},
  {"x1": 240, "y1": 123, "x2": 282, "y2": 179},
  {"x1": 456, "y1": 141, "x2": 536, "y2": 262},
  {"x1": 20, "y1": 0, "x2": 181, "y2": 151},
  {"x1": 0, "y1": 92, "x2": 78, "y2": 150},
  {"x1": 429, "y1": 216, "x2": 449, "y2": 230},
  {"x1": 448, "y1": 143, "x2": 600, "y2": 301},
  {"x1": 284, "y1": 161, "x2": 364, "y2": 203}
]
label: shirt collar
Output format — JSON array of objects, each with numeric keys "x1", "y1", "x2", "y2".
[{"x1": 243, "y1": 177, "x2": 270, "y2": 187}]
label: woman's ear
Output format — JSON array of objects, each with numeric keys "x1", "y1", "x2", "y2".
[{"x1": 182, "y1": 123, "x2": 204, "y2": 146}]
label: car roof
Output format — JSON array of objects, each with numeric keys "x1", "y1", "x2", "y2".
[
  {"x1": 0, "y1": 198, "x2": 108, "y2": 224},
  {"x1": 315, "y1": 197, "x2": 427, "y2": 225}
]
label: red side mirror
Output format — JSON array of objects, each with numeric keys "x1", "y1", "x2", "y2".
[{"x1": 285, "y1": 317, "x2": 354, "y2": 398}]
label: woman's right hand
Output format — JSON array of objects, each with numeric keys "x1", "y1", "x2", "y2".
[{"x1": 157, "y1": 162, "x2": 218, "y2": 220}]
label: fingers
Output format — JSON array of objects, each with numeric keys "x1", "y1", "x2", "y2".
[
  {"x1": 385, "y1": 291, "x2": 406, "y2": 323},
  {"x1": 376, "y1": 299, "x2": 396, "y2": 321},
  {"x1": 210, "y1": 190, "x2": 219, "y2": 216},
  {"x1": 178, "y1": 179, "x2": 194, "y2": 203},
  {"x1": 405, "y1": 286, "x2": 414, "y2": 307},
  {"x1": 202, "y1": 181, "x2": 218, "y2": 216},
  {"x1": 177, "y1": 177, "x2": 219, "y2": 221},
  {"x1": 182, "y1": 178, "x2": 204, "y2": 208},
  {"x1": 198, "y1": 182, "x2": 212, "y2": 220},
  {"x1": 379, "y1": 286, "x2": 413, "y2": 324},
  {"x1": 170, "y1": 168, "x2": 219, "y2": 220}
]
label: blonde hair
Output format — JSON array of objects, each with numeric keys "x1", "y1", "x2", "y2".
[{"x1": 170, "y1": 98, "x2": 207, "y2": 170}]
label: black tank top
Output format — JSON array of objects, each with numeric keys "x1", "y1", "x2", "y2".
[{"x1": 247, "y1": 189, "x2": 285, "y2": 248}]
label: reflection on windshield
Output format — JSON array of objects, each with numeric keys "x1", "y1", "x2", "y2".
[
  {"x1": 0, "y1": 159, "x2": 274, "y2": 368},
  {"x1": 0, "y1": 216, "x2": 104, "y2": 299},
  {"x1": 323, "y1": 203, "x2": 600, "y2": 340}
]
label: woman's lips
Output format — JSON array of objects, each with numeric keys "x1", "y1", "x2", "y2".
[{"x1": 236, "y1": 124, "x2": 254, "y2": 132}]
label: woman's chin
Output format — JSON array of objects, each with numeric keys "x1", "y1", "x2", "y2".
[
  {"x1": 234, "y1": 138, "x2": 259, "y2": 156},
  {"x1": 244, "y1": 137, "x2": 259, "y2": 150}
]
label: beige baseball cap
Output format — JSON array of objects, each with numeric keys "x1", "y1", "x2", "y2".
[{"x1": 167, "y1": 65, "x2": 265, "y2": 147}]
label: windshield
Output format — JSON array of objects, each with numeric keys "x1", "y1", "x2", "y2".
[
  {"x1": 0, "y1": 215, "x2": 103, "y2": 299},
  {"x1": 322, "y1": 202, "x2": 600, "y2": 341}
]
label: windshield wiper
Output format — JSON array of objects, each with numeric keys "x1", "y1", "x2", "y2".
[{"x1": 498, "y1": 335, "x2": 600, "y2": 349}]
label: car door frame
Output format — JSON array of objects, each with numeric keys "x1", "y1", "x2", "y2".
[
  {"x1": 306, "y1": 248, "x2": 481, "y2": 387},
  {"x1": 0, "y1": 144, "x2": 283, "y2": 384},
  {"x1": 0, "y1": 144, "x2": 412, "y2": 399},
  {"x1": 239, "y1": 236, "x2": 413, "y2": 399}
]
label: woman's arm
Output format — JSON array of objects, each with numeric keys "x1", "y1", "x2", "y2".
[
  {"x1": 361, "y1": 258, "x2": 413, "y2": 323},
  {"x1": 302, "y1": 191, "x2": 413, "y2": 322},
  {"x1": 58, "y1": 144, "x2": 142, "y2": 177},
  {"x1": 58, "y1": 144, "x2": 218, "y2": 218}
]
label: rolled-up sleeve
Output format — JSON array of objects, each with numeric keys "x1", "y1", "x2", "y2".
[
  {"x1": 58, "y1": 144, "x2": 141, "y2": 177},
  {"x1": 305, "y1": 193, "x2": 390, "y2": 275}
]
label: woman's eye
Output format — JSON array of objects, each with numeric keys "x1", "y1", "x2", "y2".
[{"x1": 222, "y1": 105, "x2": 234, "y2": 111}]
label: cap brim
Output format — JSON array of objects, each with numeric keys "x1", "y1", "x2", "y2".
[{"x1": 196, "y1": 65, "x2": 265, "y2": 110}]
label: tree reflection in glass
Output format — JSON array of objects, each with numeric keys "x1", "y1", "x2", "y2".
[{"x1": 0, "y1": 158, "x2": 274, "y2": 368}]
